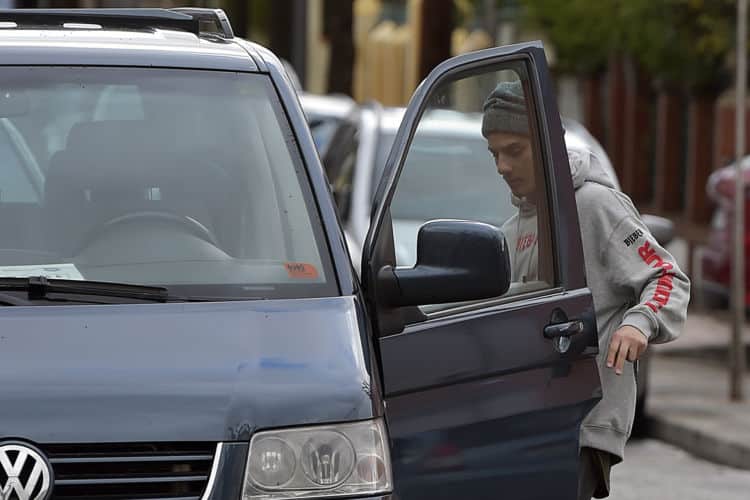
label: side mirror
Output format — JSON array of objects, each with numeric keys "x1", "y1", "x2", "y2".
[
  {"x1": 377, "y1": 220, "x2": 510, "y2": 307},
  {"x1": 642, "y1": 214, "x2": 675, "y2": 247}
]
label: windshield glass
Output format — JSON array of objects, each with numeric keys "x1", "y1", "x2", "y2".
[
  {"x1": 0, "y1": 67, "x2": 335, "y2": 301},
  {"x1": 373, "y1": 114, "x2": 515, "y2": 227},
  {"x1": 0, "y1": 118, "x2": 41, "y2": 203}
]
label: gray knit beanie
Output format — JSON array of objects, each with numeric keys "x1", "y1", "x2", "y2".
[{"x1": 481, "y1": 80, "x2": 530, "y2": 137}]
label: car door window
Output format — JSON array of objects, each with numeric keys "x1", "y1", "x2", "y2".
[
  {"x1": 322, "y1": 123, "x2": 359, "y2": 221},
  {"x1": 389, "y1": 62, "x2": 554, "y2": 311}
]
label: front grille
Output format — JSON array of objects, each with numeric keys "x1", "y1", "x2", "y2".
[{"x1": 42, "y1": 442, "x2": 217, "y2": 500}]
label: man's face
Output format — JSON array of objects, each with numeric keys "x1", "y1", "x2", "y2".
[{"x1": 486, "y1": 131, "x2": 536, "y2": 198}]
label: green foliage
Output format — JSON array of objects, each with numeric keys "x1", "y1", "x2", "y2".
[
  {"x1": 621, "y1": 0, "x2": 734, "y2": 93},
  {"x1": 520, "y1": 0, "x2": 736, "y2": 93},
  {"x1": 519, "y1": 0, "x2": 624, "y2": 75}
]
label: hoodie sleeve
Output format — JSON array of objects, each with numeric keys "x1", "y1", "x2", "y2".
[{"x1": 598, "y1": 192, "x2": 691, "y2": 344}]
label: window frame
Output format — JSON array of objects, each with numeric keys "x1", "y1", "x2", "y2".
[{"x1": 384, "y1": 57, "x2": 562, "y2": 320}]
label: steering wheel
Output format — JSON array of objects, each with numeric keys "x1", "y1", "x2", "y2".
[{"x1": 75, "y1": 211, "x2": 220, "y2": 254}]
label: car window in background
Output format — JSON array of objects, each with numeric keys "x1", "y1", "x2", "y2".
[
  {"x1": 309, "y1": 116, "x2": 343, "y2": 154},
  {"x1": 0, "y1": 67, "x2": 336, "y2": 300},
  {"x1": 372, "y1": 120, "x2": 516, "y2": 251},
  {"x1": 384, "y1": 124, "x2": 516, "y2": 226},
  {"x1": 299, "y1": 93, "x2": 356, "y2": 158}
]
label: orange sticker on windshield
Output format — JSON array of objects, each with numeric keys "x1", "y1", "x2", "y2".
[{"x1": 284, "y1": 262, "x2": 319, "y2": 279}]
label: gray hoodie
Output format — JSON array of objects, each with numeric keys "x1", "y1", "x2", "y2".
[{"x1": 501, "y1": 145, "x2": 691, "y2": 461}]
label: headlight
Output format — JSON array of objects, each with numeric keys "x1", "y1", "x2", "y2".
[{"x1": 242, "y1": 418, "x2": 392, "y2": 499}]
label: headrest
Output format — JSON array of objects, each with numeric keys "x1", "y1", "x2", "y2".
[
  {"x1": 48, "y1": 121, "x2": 229, "y2": 197},
  {"x1": 65, "y1": 120, "x2": 163, "y2": 154}
]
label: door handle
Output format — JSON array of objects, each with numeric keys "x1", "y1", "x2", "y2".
[{"x1": 543, "y1": 320, "x2": 584, "y2": 339}]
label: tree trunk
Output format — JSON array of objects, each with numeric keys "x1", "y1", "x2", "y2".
[
  {"x1": 418, "y1": 0, "x2": 453, "y2": 81},
  {"x1": 270, "y1": 0, "x2": 294, "y2": 63},
  {"x1": 581, "y1": 73, "x2": 606, "y2": 147},
  {"x1": 606, "y1": 56, "x2": 627, "y2": 182},
  {"x1": 324, "y1": 0, "x2": 354, "y2": 95},
  {"x1": 684, "y1": 94, "x2": 717, "y2": 225},
  {"x1": 231, "y1": 0, "x2": 249, "y2": 39},
  {"x1": 622, "y1": 60, "x2": 654, "y2": 203},
  {"x1": 713, "y1": 91, "x2": 750, "y2": 170},
  {"x1": 653, "y1": 91, "x2": 686, "y2": 213}
]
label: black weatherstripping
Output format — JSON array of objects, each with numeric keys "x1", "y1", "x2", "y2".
[
  {"x1": 0, "y1": 9, "x2": 200, "y2": 35},
  {"x1": 0, "y1": 276, "x2": 169, "y2": 302},
  {"x1": 0, "y1": 8, "x2": 236, "y2": 40}
]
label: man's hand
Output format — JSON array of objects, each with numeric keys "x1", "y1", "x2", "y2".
[{"x1": 607, "y1": 326, "x2": 648, "y2": 375}]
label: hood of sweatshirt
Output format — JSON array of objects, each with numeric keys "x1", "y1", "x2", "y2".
[
  {"x1": 511, "y1": 139, "x2": 618, "y2": 215},
  {"x1": 567, "y1": 144, "x2": 618, "y2": 191}
]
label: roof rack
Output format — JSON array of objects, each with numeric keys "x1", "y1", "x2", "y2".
[
  {"x1": 170, "y1": 8, "x2": 234, "y2": 39},
  {"x1": 0, "y1": 8, "x2": 234, "y2": 39}
]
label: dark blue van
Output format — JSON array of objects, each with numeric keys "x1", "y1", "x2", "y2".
[{"x1": 0, "y1": 8, "x2": 600, "y2": 500}]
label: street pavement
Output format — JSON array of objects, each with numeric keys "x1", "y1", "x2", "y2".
[
  {"x1": 645, "y1": 310, "x2": 750, "y2": 469},
  {"x1": 599, "y1": 240, "x2": 750, "y2": 497},
  {"x1": 609, "y1": 439, "x2": 750, "y2": 500}
]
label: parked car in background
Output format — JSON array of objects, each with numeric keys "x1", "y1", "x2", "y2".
[
  {"x1": 0, "y1": 9, "x2": 604, "y2": 499},
  {"x1": 300, "y1": 93, "x2": 673, "y2": 430},
  {"x1": 701, "y1": 157, "x2": 750, "y2": 307},
  {"x1": 298, "y1": 91, "x2": 357, "y2": 160}
]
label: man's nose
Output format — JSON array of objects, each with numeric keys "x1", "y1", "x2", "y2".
[{"x1": 496, "y1": 157, "x2": 512, "y2": 175}]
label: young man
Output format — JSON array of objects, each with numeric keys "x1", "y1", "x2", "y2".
[{"x1": 481, "y1": 81, "x2": 690, "y2": 499}]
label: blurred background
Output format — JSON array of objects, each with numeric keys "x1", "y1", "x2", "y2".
[
  {"x1": 11, "y1": 0, "x2": 744, "y2": 309},
  {"x1": 5, "y1": 2, "x2": 750, "y2": 494}
]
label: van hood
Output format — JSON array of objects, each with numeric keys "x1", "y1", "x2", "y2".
[{"x1": 0, "y1": 296, "x2": 376, "y2": 443}]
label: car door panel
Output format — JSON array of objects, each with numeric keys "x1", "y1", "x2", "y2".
[
  {"x1": 380, "y1": 290, "x2": 596, "y2": 394},
  {"x1": 382, "y1": 291, "x2": 598, "y2": 499},
  {"x1": 387, "y1": 378, "x2": 595, "y2": 499}
]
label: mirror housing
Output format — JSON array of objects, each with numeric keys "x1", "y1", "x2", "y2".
[
  {"x1": 377, "y1": 220, "x2": 511, "y2": 307},
  {"x1": 642, "y1": 214, "x2": 675, "y2": 247}
]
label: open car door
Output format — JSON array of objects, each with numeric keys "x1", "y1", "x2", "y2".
[{"x1": 361, "y1": 42, "x2": 601, "y2": 499}]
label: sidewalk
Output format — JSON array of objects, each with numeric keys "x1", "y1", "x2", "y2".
[
  {"x1": 645, "y1": 308, "x2": 750, "y2": 469},
  {"x1": 652, "y1": 309, "x2": 750, "y2": 355}
]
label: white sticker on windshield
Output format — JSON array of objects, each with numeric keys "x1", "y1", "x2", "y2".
[{"x1": 0, "y1": 263, "x2": 84, "y2": 280}]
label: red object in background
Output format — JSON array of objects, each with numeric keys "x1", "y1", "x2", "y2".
[{"x1": 701, "y1": 158, "x2": 750, "y2": 305}]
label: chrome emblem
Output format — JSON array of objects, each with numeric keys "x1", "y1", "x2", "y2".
[{"x1": 0, "y1": 442, "x2": 53, "y2": 500}]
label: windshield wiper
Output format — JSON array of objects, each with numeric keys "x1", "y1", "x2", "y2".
[{"x1": 0, "y1": 276, "x2": 169, "y2": 303}]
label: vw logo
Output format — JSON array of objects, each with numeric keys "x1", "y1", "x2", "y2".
[{"x1": 0, "y1": 442, "x2": 53, "y2": 500}]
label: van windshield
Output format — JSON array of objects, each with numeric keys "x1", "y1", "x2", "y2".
[{"x1": 0, "y1": 67, "x2": 336, "y2": 301}]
